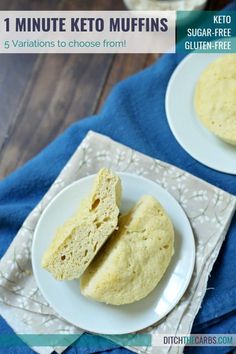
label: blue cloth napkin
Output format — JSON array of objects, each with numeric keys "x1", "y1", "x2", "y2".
[{"x1": 0, "y1": 3, "x2": 236, "y2": 354}]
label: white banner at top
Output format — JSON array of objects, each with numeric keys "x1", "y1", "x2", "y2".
[{"x1": 0, "y1": 11, "x2": 176, "y2": 53}]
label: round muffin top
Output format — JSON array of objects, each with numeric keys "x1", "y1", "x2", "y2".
[
  {"x1": 194, "y1": 54, "x2": 236, "y2": 146},
  {"x1": 80, "y1": 195, "x2": 174, "y2": 305}
]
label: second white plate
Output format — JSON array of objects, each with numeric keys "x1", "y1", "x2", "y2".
[
  {"x1": 165, "y1": 53, "x2": 236, "y2": 175},
  {"x1": 32, "y1": 172, "x2": 195, "y2": 335}
]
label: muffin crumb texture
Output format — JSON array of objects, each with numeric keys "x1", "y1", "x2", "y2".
[{"x1": 41, "y1": 168, "x2": 121, "y2": 280}]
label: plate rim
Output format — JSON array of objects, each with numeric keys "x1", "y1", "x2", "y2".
[
  {"x1": 32, "y1": 172, "x2": 195, "y2": 334},
  {"x1": 165, "y1": 53, "x2": 236, "y2": 175}
]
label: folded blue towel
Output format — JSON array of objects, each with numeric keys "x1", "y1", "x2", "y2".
[{"x1": 0, "y1": 3, "x2": 235, "y2": 354}]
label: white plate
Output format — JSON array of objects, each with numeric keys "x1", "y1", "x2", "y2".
[
  {"x1": 165, "y1": 53, "x2": 236, "y2": 175},
  {"x1": 32, "y1": 173, "x2": 195, "y2": 335}
]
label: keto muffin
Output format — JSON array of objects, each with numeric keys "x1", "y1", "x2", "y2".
[
  {"x1": 195, "y1": 54, "x2": 236, "y2": 145},
  {"x1": 42, "y1": 168, "x2": 121, "y2": 280},
  {"x1": 80, "y1": 195, "x2": 174, "y2": 305}
]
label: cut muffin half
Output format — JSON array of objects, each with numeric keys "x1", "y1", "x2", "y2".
[{"x1": 41, "y1": 168, "x2": 121, "y2": 280}]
